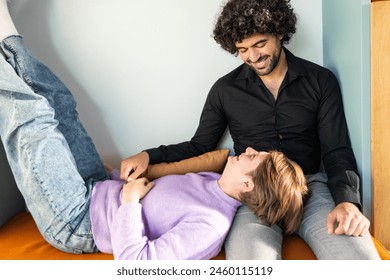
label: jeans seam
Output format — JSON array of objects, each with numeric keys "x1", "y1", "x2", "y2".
[
  {"x1": 3, "y1": 37, "x2": 39, "y2": 93},
  {"x1": 18, "y1": 102, "x2": 94, "y2": 252}
]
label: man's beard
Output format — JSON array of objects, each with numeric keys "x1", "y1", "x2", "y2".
[{"x1": 248, "y1": 47, "x2": 282, "y2": 76}]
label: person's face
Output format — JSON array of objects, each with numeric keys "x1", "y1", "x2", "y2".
[
  {"x1": 227, "y1": 147, "x2": 269, "y2": 177},
  {"x1": 219, "y1": 147, "x2": 269, "y2": 199},
  {"x1": 235, "y1": 33, "x2": 283, "y2": 76}
]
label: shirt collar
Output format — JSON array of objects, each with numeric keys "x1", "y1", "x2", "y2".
[{"x1": 236, "y1": 47, "x2": 307, "y2": 81}]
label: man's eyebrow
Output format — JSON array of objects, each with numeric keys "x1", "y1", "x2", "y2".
[{"x1": 236, "y1": 39, "x2": 268, "y2": 49}]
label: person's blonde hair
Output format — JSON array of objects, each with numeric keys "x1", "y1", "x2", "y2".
[{"x1": 240, "y1": 151, "x2": 308, "y2": 235}]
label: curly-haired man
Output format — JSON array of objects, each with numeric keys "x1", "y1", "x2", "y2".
[{"x1": 121, "y1": 0, "x2": 380, "y2": 259}]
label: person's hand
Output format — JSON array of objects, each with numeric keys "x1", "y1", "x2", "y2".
[
  {"x1": 326, "y1": 202, "x2": 370, "y2": 237},
  {"x1": 120, "y1": 151, "x2": 150, "y2": 181},
  {"x1": 121, "y1": 177, "x2": 154, "y2": 204}
]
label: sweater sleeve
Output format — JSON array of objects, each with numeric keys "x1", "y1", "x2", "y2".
[{"x1": 110, "y1": 203, "x2": 224, "y2": 260}]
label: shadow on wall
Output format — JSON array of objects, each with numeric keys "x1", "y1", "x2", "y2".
[
  {"x1": 9, "y1": 0, "x2": 120, "y2": 165},
  {"x1": 0, "y1": 142, "x2": 25, "y2": 226}
]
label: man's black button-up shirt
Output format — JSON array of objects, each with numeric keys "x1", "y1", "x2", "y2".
[{"x1": 147, "y1": 48, "x2": 360, "y2": 207}]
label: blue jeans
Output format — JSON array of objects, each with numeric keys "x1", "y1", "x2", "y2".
[
  {"x1": 0, "y1": 36, "x2": 109, "y2": 253},
  {"x1": 224, "y1": 173, "x2": 381, "y2": 259}
]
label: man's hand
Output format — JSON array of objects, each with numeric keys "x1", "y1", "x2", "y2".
[
  {"x1": 326, "y1": 202, "x2": 370, "y2": 237},
  {"x1": 121, "y1": 177, "x2": 154, "y2": 204},
  {"x1": 120, "y1": 151, "x2": 150, "y2": 181}
]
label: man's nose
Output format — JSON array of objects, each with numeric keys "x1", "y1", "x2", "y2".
[{"x1": 248, "y1": 49, "x2": 260, "y2": 63}]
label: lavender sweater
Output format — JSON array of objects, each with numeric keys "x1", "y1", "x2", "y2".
[{"x1": 90, "y1": 171, "x2": 241, "y2": 260}]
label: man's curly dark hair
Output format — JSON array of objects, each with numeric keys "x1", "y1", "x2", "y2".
[{"x1": 213, "y1": 0, "x2": 297, "y2": 54}]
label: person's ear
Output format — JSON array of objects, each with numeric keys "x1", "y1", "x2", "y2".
[{"x1": 242, "y1": 178, "x2": 255, "y2": 193}]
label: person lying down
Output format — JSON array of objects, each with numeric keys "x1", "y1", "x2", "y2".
[{"x1": 92, "y1": 148, "x2": 308, "y2": 259}]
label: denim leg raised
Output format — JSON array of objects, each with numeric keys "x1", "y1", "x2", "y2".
[
  {"x1": 225, "y1": 173, "x2": 380, "y2": 260},
  {"x1": 0, "y1": 36, "x2": 107, "y2": 253},
  {"x1": 1, "y1": 35, "x2": 108, "y2": 182}
]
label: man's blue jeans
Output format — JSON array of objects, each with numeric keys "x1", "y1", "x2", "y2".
[{"x1": 0, "y1": 36, "x2": 109, "y2": 253}]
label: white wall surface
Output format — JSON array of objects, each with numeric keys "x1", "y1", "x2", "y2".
[{"x1": 9, "y1": 0, "x2": 323, "y2": 168}]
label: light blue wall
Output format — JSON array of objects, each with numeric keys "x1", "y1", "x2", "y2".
[
  {"x1": 322, "y1": 0, "x2": 371, "y2": 218},
  {"x1": 8, "y1": 0, "x2": 323, "y2": 166}
]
